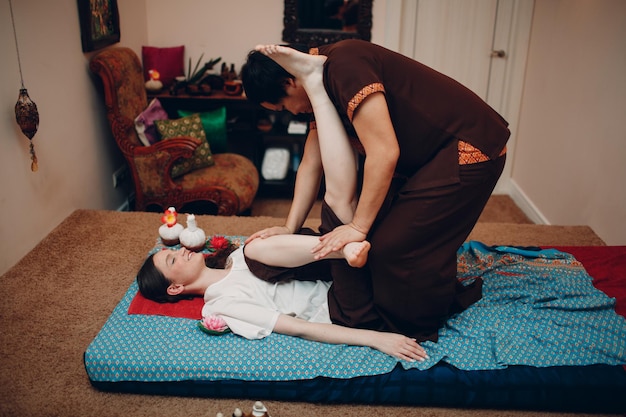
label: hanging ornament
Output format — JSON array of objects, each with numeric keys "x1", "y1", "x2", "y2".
[
  {"x1": 15, "y1": 89, "x2": 39, "y2": 171},
  {"x1": 9, "y1": 0, "x2": 40, "y2": 172},
  {"x1": 15, "y1": 89, "x2": 39, "y2": 140}
]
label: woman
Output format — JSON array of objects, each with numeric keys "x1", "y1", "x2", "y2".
[
  {"x1": 136, "y1": 236, "x2": 426, "y2": 362},
  {"x1": 241, "y1": 41, "x2": 509, "y2": 342},
  {"x1": 138, "y1": 83, "x2": 426, "y2": 361}
]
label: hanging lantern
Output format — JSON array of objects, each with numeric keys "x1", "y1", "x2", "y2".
[
  {"x1": 10, "y1": 0, "x2": 40, "y2": 172},
  {"x1": 15, "y1": 88, "x2": 39, "y2": 172},
  {"x1": 15, "y1": 88, "x2": 39, "y2": 139},
  {"x1": 14, "y1": 89, "x2": 40, "y2": 174}
]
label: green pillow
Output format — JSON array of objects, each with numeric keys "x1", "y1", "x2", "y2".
[
  {"x1": 155, "y1": 113, "x2": 215, "y2": 178},
  {"x1": 177, "y1": 107, "x2": 227, "y2": 154}
]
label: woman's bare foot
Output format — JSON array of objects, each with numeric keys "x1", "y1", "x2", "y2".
[
  {"x1": 254, "y1": 44, "x2": 326, "y2": 90},
  {"x1": 343, "y1": 240, "x2": 371, "y2": 268}
]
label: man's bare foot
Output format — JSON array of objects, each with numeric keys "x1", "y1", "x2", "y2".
[
  {"x1": 254, "y1": 44, "x2": 326, "y2": 90},
  {"x1": 343, "y1": 240, "x2": 371, "y2": 268}
]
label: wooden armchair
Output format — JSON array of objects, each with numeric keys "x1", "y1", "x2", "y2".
[{"x1": 89, "y1": 47, "x2": 259, "y2": 215}]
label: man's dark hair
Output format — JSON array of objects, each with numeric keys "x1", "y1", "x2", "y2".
[{"x1": 240, "y1": 50, "x2": 294, "y2": 106}]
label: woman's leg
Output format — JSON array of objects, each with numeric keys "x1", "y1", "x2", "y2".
[
  {"x1": 245, "y1": 234, "x2": 370, "y2": 269},
  {"x1": 252, "y1": 46, "x2": 381, "y2": 329},
  {"x1": 256, "y1": 45, "x2": 357, "y2": 224}
]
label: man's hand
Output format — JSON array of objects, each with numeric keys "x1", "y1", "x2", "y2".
[{"x1": 311, "y1": 224, "x2": 366, "y2": 259}]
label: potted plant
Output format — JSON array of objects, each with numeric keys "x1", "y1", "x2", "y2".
[{"x1": 171, "y1": 54, "x2": 222, "y2": 96}]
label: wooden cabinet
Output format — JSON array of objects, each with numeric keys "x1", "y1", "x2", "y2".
[{"x1": 149, "y1": 91, "x2": 307, "y2": 197}]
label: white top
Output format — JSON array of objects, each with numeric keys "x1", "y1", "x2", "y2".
[{"x1": 202, "y1": 247, "x2": 332, "y2": 339}]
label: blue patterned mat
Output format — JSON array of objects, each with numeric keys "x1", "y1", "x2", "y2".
[{"x1": 85, "y1": 241, "x2": 626, "y2": 383}]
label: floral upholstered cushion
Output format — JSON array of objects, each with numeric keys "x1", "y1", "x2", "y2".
[
  {"x1": 155, "y1": 113, "x2": 215, "y2": 178},
  {"x1": 135, "y1": 98, "x2": 169, "y2": 146}
]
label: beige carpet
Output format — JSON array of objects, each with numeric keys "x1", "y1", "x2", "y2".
[
  {"x1": 0, "y1": 205, "x2": 612, "y2": 417},
  {"x1": 251, "y1": 195, "x2": 533, "y2": 224}
]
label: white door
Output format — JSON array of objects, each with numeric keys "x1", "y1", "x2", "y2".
[{"x1": 395, "y1": 0, "x2": 534, "y2": 193}]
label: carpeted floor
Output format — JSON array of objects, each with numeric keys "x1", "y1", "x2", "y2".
[
  {"x1": 251, "y1": 194, "x2": 532, "y2": 224},
  {"x1": 0, "y1": 200, "x2": 615, "y2": 417}
]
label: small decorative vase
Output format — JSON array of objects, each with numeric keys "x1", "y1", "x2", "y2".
[
  {"x1": 223, "y1": 80, "x2": 242, "y2": 96},
  {"x1": 251, "y1": 401, "x2": 269, "y2": 417},
  {"x1": 186, "y1": 83, "x2": 212, "y2": 96},
  {"x1": 159, "y1": 207, "x2": 183, "y2": 246},
  {"x1": 145, "y1": 79, "x2": 163, "y2": 92},
  {"x1": 145, "y1": 69, "x2": 163, "y2": 92},
  {"x1": 179, "y1": 214, "x2": 206, "y2": 251}
]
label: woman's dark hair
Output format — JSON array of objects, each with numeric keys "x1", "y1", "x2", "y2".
[
  {"x1": 205, "y1": 243, "x2": 238, "y2": 269},
  {"x1": 137, "y1": 253, "x2": 189, "y2": 303},
  {"x1": 240, "y1": 50, "x2": 294, "y2": 105},
  {"x1": 137, "y1": 244, "x2": 239, "y2": 303}
]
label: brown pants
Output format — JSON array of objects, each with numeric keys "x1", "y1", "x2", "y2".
[
  {"x1": 368, "y1": 154, "x2": 505, "y2": 341},
  {"x1": 246, "y1": 146, "x2": 505, "y2": 342}
]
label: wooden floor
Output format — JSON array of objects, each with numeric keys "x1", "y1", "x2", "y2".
[{"x1": 250, "y1": 195, "x2": 532, "y2": 224}]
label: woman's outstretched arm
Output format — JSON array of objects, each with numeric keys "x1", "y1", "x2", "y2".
[{"x1": 273, "y1": 314, "x2": 427, "y2": 362}]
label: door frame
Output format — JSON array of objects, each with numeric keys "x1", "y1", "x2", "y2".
[{"x1": 384, "y1": 0, "x2": 535, "y2": 194}]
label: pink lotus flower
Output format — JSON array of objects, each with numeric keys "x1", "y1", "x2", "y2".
[{"x1": 201, "y1": 315, "x2": 229, "y2": 332}]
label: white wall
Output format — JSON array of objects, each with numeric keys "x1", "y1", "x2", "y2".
[
  {"x1": 143, "y1": 0, "x2": 390, "y2": 73},
  {"x1": 0, "y1": 0, "x2": 148, "y2": 275},
  {"x1": 145, "y1": 0, "x2": 283, "y2": 71},
  {"x1": 511, "y1": 0, "x2": 626, "y2": 244}
]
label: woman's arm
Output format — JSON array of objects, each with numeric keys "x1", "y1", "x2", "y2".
[
  {"x1": 245, "y1": 132, "x2": 323, "y2": 243},
  {"x1": 273, "y1": 314, "x2": 427, "y2": 362}
]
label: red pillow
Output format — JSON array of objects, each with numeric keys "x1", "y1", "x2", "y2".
[
  {"x1": 141, "y1": 45, "x2": 185, "y2": 87},
  {"x1": 128, "y1": 290, "x2": 202, "y2": 319}
]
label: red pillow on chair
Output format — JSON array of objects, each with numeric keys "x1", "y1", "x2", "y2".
[{"x1": 141, "y1": 45, "x2": 185, "y2": 87}]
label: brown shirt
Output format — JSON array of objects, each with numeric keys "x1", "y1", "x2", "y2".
[{"x1": 313, "y1": 40, "x2": 510, "y2": 179}]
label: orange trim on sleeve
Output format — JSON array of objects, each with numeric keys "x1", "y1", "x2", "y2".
[
  {"x1": 458, "y1": 141, "x2": 507, "y2": 164},
  {"x1": 347, "y1": 83, "x2": 385, "y2": 121}
]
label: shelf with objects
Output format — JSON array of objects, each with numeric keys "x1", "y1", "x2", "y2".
[
  {"x1": 257, "y1": 112, "x2": 308, "y2": 197},
  {"x1": 148, "y1": 89, "x2": 308, "y2": 198}
]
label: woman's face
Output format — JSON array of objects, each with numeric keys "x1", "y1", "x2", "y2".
[{"x1": 153, "y1": 247, "x2": 205, "y2": 286}]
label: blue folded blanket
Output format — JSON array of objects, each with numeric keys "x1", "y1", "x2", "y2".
[
  {"x1": 423, "y1": 241, "x2": 626, "y2": 370},
  {"x1": 85, "y1": 241, "x2": 626, "y2": 383}
]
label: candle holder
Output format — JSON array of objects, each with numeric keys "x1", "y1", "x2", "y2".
[
  {"x1": 159, "y1": 207, "x2": 183, "y2": 246},
  {"x1": 145, "y1": 69, "x2": 163, "y2": 92}
]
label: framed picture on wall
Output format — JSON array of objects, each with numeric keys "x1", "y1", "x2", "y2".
[{"x1": 77, "y1": 0, "x2": 121, "y2": 52}]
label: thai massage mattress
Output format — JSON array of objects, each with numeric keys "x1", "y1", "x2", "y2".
[{"x1": 84, "y1": 242, "x2": 626, "y2": 413}]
